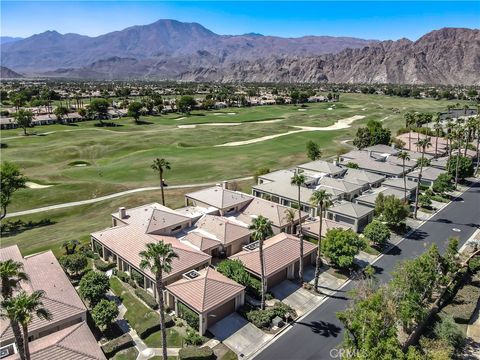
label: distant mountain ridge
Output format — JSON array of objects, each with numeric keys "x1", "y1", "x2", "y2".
[
  {"x1": 1, "y1": 20, "x2": 479, "y2": 84},
  {"x1": 0, "y1": 36, "x2": 23, "y2": 45}
]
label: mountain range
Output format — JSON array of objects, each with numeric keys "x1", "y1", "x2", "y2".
[{"x1": 1, "y1": 20, "x2": 479, "y2": 84}]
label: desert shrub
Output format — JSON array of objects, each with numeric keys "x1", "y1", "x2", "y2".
[
  {"x1": 434, "y1": 315, "x2": 466, "y2": 349},
  {"x1": 101, "y1": 333, "x2": 134, "y2": 357},
  {"x1": 178, "y1": 302, "x2": 199, "y2": 330},
  {"x1": 134, "y1": 288, "x2": 158, "y2": 310},
  {"x1": 244, "y1": 309, "x2": 272, "y2": 329},
  {"x1": 184, "y1": 328, "x2": 203, "y2": 345},
  {"x1": 178, "y1": 347, "x2": 214, "y2": 360},
  {"x1": 130, "y1": 268, "x2": 144, "y2": 287},
  {"x1": 94, "y1": 259, "x2": 116, "y2": 272}
]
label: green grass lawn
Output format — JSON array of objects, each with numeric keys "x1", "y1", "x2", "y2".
[
  {"x1": 109, "y1": 277, "x2": 159, "y2": 333},
  {"x1": 111, "y1": 346, "x2": 138, "y2": 360},
  {"x1": 143, "y1": 328, "x2": 183, "y2": 348},
  {"x1": 2, "y1": 94, "x2": 469, "y2": 214}
]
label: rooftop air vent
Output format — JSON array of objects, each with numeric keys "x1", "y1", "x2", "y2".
[
  {"x1": 243, "y1": 241, "x2": 260, "y2": 251},
  {"x1": 183, "y1": 270, "x2": 201, "y2": 280}
]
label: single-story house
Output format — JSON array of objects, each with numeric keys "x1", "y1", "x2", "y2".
[
  {"x1": 253, "y1": 170, "x2": 343, "y2": 216},
  {"x1": 318, "y1": 177, "x2": 364, "y2": 201},
  {"x1": 406, "y1": 166, "x2": 446, "y2": 187},
  {"x1": 0, "y1": 246, "x2": 105, "y2": 360},
  {"x1": 166, "y1": 267, "x2": 245, "y2": 334},
  {"x1": 185, "y1": 184, "x2": 253, "y2": 216},
  {"x1": 302, "y1": 218, "x2": 353, "y2": 239},
  {"x1": 430, "y1": 157, "x2": 449, "y2": 170},
  {"x1": 364, "y1": 144, "x2": 400, "y2": 156},
  {"x1": 341, "y1": 168, "x2": 385, "y2": 191},
  {"x1": 339, "y1": 151, "x2": 407, "y2": 178},
  {"x1": 382, "y1": 178, "x2": 418, "y2": 198},
  {"x1": 193, "y1": 215, "x2": 251, "y2": 256},
  {"x1": 354, "y1": 187, "x2": 406, "y2": 208},
  {"x1": 325, "y1": 202, "x2": 374, "y2": 232},
  {"x1": 296, "y1": 160, "x2": 345, "y2": 178},
  {"x1": 229, "y1": 233, "x2": 317, "y2": 289},
  {"x1": 232, "y1": 197, "x2": 309, "y2": 235}
]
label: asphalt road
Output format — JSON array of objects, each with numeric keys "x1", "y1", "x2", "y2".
[{"x1": 254, "y1": 179, "x2": 480, "y2": 360}]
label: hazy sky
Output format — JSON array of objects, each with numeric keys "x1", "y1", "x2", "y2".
[{"x1": 2, "y1": 1, "x2": 479, "y2": 40}]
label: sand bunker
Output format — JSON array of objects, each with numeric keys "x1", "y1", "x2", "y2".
[
  {"x1": 26, "y1": 181, "x2": 53, "y2": 189},
  {"x1": 298, "y1": 109, "x2": 307, "y2": 111},
  {"x1": 216, "y1": 115, "x2": 365, "y2": 147},
  {"x1": 177, "y1": 118, "x2": 283, "y2": 129},
  {"x1": 175, "y1": 117, "x2": 186, "y2": 121}
]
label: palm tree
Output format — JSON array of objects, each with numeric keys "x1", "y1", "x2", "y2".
[
  {"x1": 284, "y1": 208, "x2": 296, "y2": 235},
  {"x1": 465, "y1": 117, "x2": 476, "y2": 157},
  {"x1": 454, "y1": 126, "x2": 465, "y2": 188},
  {"x1": 404, "y1": 112, "x2": 415, "y2": 150},
  {"x1": 433, "y1": 115, "x2": 443, "y2": 157},
  {"x1": 151, "y1": 158, "x2": 171, "y2": 206},
  {"x1": 1, "y1": 290, "x2": 52, "y2": 360},
  {"x1": 249, "y1": 216, "x2": 273, "y2": 310},
  {"x1": 310, "y1": 190, "x2": 332, "y2": 292},
  {"x1": 291, "y1": 173, "x2": 306, "y2": 283},
  {"x1": 475, "y1": 115, "x2": 480, "y2": 175},
  {"x1": 0, "y1": 260, "x2": 29, "y2": 360},
  {"x1": 446, "y1": 131, "x2": 455, "y2": 173},
  {"x1": 414, "y1": 137, "x2": 432, "y2": 219},
  {"x1": 397, "y1": 151, "x2": 411, "y2": 202},
  {"x1": 139, "y1": 242, "x2": 178, "y2": 360}
]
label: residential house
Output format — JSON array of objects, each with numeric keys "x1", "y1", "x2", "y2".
[
  {"x1": 354, "y1": 187, "x2": 406, "y2": 208},
  {"x1": 325, "y1": 202, "x2": 374, "y2": 232},
  {"x1": 229, "y1": 233, "x2": 317, "y2": 290},
  {"x1": 296, "y1": 160, "x2": 345, "y2": 178},
  {"x1": 302, "y1": 218, "x2": 353, "y2": 240},
  {"x1": 0, "y1": 245, "x2": 105, "y2": 360},
  {"x1": 382, "y1": 178, "x2": 418, "y2": 198},
  {"x1": 406, "y1": 166, "x2": 446, "y2": 187},
  {"x1": 341, "y1": 168, "x2": 385, "y2": 191},
  {"x1": 166, "y1": 268, "x2": 245, "y2": 335}
]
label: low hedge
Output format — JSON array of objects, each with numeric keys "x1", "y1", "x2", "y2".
[
  {"x1": 134, "y1": 288, "x2": 158, "y2": 310},
  {"x1": 242, "y1": 302, "x2": 296, "y2": 329},
  {"x1": 94, "y1": 259, "x2": 116, "y2": 272},
  {"x1": 137, "y1": 313, "x2": 174, "y2": 339},
  {"x1": 101, "y1": 333, "x2": 134, "y2": 357},
  {"x1": 116, "y1": 271, "x2": 129, "y2": 283},
  {"x1": 179, "y1": 347, "x2": 214, "y2": 360},
  {"x1": 178, "y1": 302, "x2": 199, "y2": 330}
]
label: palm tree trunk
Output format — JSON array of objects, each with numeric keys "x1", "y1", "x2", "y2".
[
  {"x1": 11, "y1": 320, "x2": 26, "y2": 360},
  {"x1": 435, "y1": 137, "x2": 438, "y2": 157},
  {"x1": 22, "y1": 324, "x2": 30, "y2": 360},
  {"x1": 297, "y1": 185, "x2": 303, "y2": 283},
  {"x1": 408, "y1": 130, "x2": 411, "y2": 151},
  {"x1": 259, "y1": 238, "x2": 266, "y2": 310},
  {"x1": 403, "y1": 160, "x2": 407, "y2": 203},
  {"x1": 156, "y1": 272, "x2": 168, "y2": 360},
  {"x1": 455, "y1": 149, "x2": 461, "y2": 188},
  {"x1": 414, "y1": 153, "x2": 425, "y2": 219},
  {"x1": 314, "y1": 205, "x2": 323, "y2": 291},
  {"x1": 475, "y1": 128, "x2": 480, "y2": 175},
  {"x1": 160, "y1": 169, "x2": 165, "y2": 205}
]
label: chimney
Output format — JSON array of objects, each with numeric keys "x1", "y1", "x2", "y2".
[
  {"x1": 333, "y1": 160, "x2": 338, "y2": 166},
  {"x1": 391, "y1": 143, "x2": 396, "y2": 149},
  {"x1": 368, "y1": 150, "x2": 372, "y2": 158},
  {"x1": 119, "y1": 207, "x2": 127, "y2": 219},
  {"x1": 222, "y1": 180, "x2": 228, "y2": 190}
]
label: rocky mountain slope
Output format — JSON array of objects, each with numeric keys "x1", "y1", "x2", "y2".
[
  {"x1": 0, "y1": 66, "x2": 23, "y2": 78},
  {"x1": 1, "y1": 20, "x2": 478, "y2": 84}
]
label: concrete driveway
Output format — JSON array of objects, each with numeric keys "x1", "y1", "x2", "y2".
[
  {"x1": 271, "y1": 280, "x2": 322, "y2": 317},
  {"x1": 208, "y1": 313, "x2": 272, "y2": 358}
]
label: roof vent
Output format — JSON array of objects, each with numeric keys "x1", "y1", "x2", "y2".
[
  {"x1": 243, "y1": 241, "x2": 260, "y2": 251},
  {"x1": 119, "y1": 207, "x2": 127, "y2": 219},
  {"x1": 183, "y1": 270, "x2": 201, "y2": 280}
]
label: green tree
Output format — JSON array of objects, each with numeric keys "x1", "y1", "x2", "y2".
[
  {"x1": 419, "y1": 193, "x2": 432, "y2": 209},
  {"x1": 414, "y1": 137, "x2": 432, "y2": 219},
  {"x1": 346, "y1": 162, "x2": 359, "y2": 169},
  {"x1": 306, "y1": 140, "x2": 321, "y2": 161},
  {"x1": 127, "y1": 101, "x2": 143, "y2": 124},
  {"x1": 447, "y1": 155, "x2": 473, "y2": 182},
  {"x1": 1, "y1": 290, "x2": 52, "y2": 360},
  {"x1": 353, "y1": 127, "x2": 371, "y2": 149},
  {"x1": 379, "y1": 195, "x2": 409, "y2": 227},
  {"x1": 397, "y1": 151, "x2": 411, "y2": 202},
  {"x1": 14, "y1": 109, "x2": 34, "y2": 135},
  {"x1": 62, "y1": 239, "x2": 79, "y2": 255},
  {"x1": 53, "y1": 106, "x2": 69, "y2": 123},
  {"x1": 139, "y1": 242, "x2": 178, "y2": 360},
  {"x1": 88, "y1": 98, "x2": 110, "y2": 123},
  {"x1": 434, "y1": 316, "x2": 465, "y2": 350},
  {"x1": 177, "y1": 96, "x2": 196, "y2": 114},
  {"x1": 253, "y1": 167, "x2": 270, "y2": 183},
  {"x1": 1, "y1": 162, "x2": 27, "y2": 220},
  {"x1": 78, "y1": 271, "x2": 109, "y2": 306},
  {"x1": 59, "y1": 253, "x2": 88, "y2": 276},
  {"x1": 322, "y1": 229, "x2": 364, "y2": 269},
  {"x1": 284, "y1": 208, "x2": 296, "y2": 235},
  {"x1": 151, "y1": 158, "x2": 171, "y2": 206},
  {"x1": 404, "y1": 112, "x2": 416, "y2": 150},
  {"x1": 291, "y1": 173, "x2": 306, "y2": 282},
  {"x1": 310, "y1": 189, "x2": 332, "y2": 291},
  {"x1": 91, "y1": 299, "x2": 119, "y2": 332},
  {"x1": 363, "y1": 220, "x2": 390, "y2": 247},
  {"x1": 0, "y1": 260, "x2": 29, "y2": 360},
  {"x1": 249, "y1": 215, "x2": 273, "y2": 310},
  {"x1": 367, "y1": 120, "x2": 391, "y2": 145}
]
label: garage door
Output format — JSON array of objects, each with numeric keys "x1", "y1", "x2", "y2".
[
  {"x1": 206, "y1": 298, "x2": 236, "y2": 328},
  {"x1": 267, "y1": 268, "x2": 288, "y2": 289}
]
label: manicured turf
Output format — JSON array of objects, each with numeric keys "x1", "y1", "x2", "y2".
[
  {"x1": 111, "y1": 347, "x2": 138, "y2": 360},
  {"x1": 143, "y1": 328, "x2": 183, "y2": 348},
  {"x1": 2, "y1": 94, "x2": 470, "y2": 213}
]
